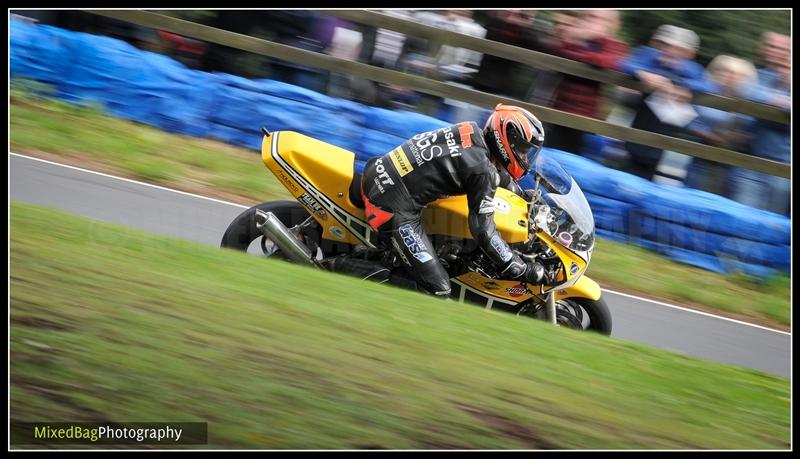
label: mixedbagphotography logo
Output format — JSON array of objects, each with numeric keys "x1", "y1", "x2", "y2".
[{"x1": 10, "y1": 422, "x2": 208, "y2": 445}]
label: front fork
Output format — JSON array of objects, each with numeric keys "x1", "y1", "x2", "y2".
[{"x1": 545, "y1": 290, "x2": 557, "y2": 325}]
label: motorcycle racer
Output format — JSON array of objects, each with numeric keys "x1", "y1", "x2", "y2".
[{"x1": 361, "y1": 103, "x2": 551, "y2": 296}]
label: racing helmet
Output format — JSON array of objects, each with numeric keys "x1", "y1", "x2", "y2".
[{"x1": 483, "y1": 103, "x2": 545, "y2": 181}]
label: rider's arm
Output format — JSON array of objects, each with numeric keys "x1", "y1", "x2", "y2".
[
  {"x1": 496, "y1": 167, "x2": 527, "y2": 198},
  {"x1": 462, "y1": 166, "x2": 527, "y2": 278}
]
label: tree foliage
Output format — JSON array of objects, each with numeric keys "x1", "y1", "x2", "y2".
[
  {"x1": 617, "y1": 10, "x2": 790, "y2": 66},
  {"x1": 485, "y1": 10, "x2": 789, "y2": 67}
]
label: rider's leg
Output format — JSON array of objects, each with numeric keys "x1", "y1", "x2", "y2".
[
  {"x1": 386, "y1": 217, "x2": 451, "y2": 297},
  {"x1": 364, "y1": 198, "x2": 451, "y2": 297},
  {"x1": 361, "y1": 159, "x2": 451, "y2": 297}
]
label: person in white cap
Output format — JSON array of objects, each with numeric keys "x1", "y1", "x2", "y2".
[{"x1": 619, "y1": 24, "x2": 717, "y2": 180}]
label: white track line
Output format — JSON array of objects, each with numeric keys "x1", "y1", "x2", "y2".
[
  {"x1": 10, "y1": 152, "x2": 249, "y2": 210},
  {"x1": 601, "y1": 289, "x2": 790, "y2": 336},
  {"x1": 10, "y1": 151, "x2": 791, "y2": 336}
]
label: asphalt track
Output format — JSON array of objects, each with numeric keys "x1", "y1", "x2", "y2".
[{"x1": 10, "y1": 153, "x2": 791, "y2": 378}]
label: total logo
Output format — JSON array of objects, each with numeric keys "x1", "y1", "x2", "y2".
[{"x1": 506, "y1": 284, "x2": 532, "y2": 298}]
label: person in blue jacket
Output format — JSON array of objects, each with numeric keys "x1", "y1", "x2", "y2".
[
  {"x1": 727, "y1": 32, "x2": 790, "y2": 216},
  {"x1": 683, "y1": 55, "x2": 758, "y2": 196},
  {"x1": 620, "y1": 24, "x2": 717, "y2": 180}
]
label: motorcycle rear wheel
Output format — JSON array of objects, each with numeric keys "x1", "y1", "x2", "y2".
[{"x1": 220, "y1": 200, "x2": 319, "y2": 258}]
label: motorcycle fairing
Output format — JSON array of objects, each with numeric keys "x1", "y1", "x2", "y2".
[
  {"x1": 451, "y1": 265, "x2": 601, "y2": 307},
  {"x1": 262, "y1": 131, "x2": 374, "y2": 247},
  {"x1": 261, "y1": 130, "x2": 602, "y2": 306},
  {"x1": 263, "y1": 130, "x2": 529, "y2": 245}
]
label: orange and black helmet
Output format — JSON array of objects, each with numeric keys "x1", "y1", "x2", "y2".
[{"x1": 483, "y1": 104, "x2": 545, "y2": 181}]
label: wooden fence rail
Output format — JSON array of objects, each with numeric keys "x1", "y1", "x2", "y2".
[
  {"x1": 323, "y1": 10, "x2": 790, "y2": 125},
  {"x1": 84, "y1": 10, "x2": 790, "y2": 178}
]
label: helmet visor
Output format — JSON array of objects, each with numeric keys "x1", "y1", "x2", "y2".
[{"x1": 510, "y1": 136, "x2": 543, "y2": 174}]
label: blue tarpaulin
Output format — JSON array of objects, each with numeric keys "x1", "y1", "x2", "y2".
[{"x1": 10, "y1": 19, "x2": 790, "y2": 278}]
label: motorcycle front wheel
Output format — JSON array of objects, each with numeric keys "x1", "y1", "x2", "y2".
[{"x1": 521, "y1": 296, "x2": 612, "y2": 336}]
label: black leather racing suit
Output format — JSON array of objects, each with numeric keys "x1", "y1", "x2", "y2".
[{"x1": 361, "y1": 121, "x2": 528, "y2": 296}]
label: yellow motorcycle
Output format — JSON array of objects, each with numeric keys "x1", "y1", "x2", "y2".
[{"x1": 221, "y1": 128, "x2": 612, "y2": 334}]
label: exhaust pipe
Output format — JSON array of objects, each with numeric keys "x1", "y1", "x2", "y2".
[{"x1": 254, "y1": 210, "x2": 316, "y2": 267}]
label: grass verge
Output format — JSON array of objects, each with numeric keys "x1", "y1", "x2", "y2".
[
  {"x1": 10, "y1": 202, "x2": 790, "y2": 449},
  {"x1": 9, "y1": 93, "x2": 790, "y2": 329}
]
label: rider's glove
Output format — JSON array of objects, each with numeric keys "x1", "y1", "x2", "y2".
[
  {"x1": 499, "y1": 257, "x2": 552, "y2": 285},
  {"x1": 522, "y1": 261, "x2": 551, "y2": 285}
]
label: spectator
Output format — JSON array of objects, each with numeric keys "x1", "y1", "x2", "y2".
[
  {"x1": 324, "y1": 19, "x2": 364, "y2": 99},
  {"x1": 361, "y1": 10, "x2": 414, "y2": 69},
  {"x1": 527, "y1": 11, "x2": 578, "y2": 106},
  {"x1": 428, "y1": 10, "x2": 488, "y2": 122},
  {"x1": 200, "y1": 11, "x2": 261, "y2": 76},
  {"x1": 387, "y1": 10, "x2": 489, "y2": 116},
  {"x1": 349, "y1": 10, "x2": 415, "y2": 107},
  {"x1": 620, "y1": 24, "x2": 717, "y2": 180},
  {"x1": 540, "y1": 9, "x2": 628, "y2": 155},
  {"x1": 435, "y1": 10, "x2": 487, "y2": 82},
  {"x1": 728, "y1": 31, "x2": 791, "y2": 215},
  {"x1": 471, "y1": 10, "x2": 548, "y2": 100},
  {"x1": 551, "y1": 11, "x2": 578, "y2": 38},
  {"x1": 158, "y1": 31, "x2": 208, "y2": 69},
  {"x1": 365, "y1": 10, "x2": 487, "y2": 115},
  {"x1": 352, "y1": 10, "x2": 467, "y2": 111},
  {"x1": 262, "y1": 11, "x2": 330, "y2": 93},
  {"x1": 683, "y1": 55, "x2": 758, "y2": 196},
  {"x1": 390, "y1": 10, "x2": 447, "y2": 112}
]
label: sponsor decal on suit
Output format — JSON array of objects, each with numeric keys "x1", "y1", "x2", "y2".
[
  {"x1": 389, "y1": 147, "x2": 414, "y2": 177},
  {"x1": 490, "y1": 233, "x2": 513, "y2": 262},
  {"x1": 399, "y1": 223, "x2": 433, "y2": 263},
  {"x1": 479, "y1": 195, "x2": 496, "y2": 215},
  {"x1": 458, "y1": 122, "x2": 474, "y2": 149},
  {"x1": 374, "y1": 158, "x2": 395, "y2": 186},
  {"x1": 391, "y1": 237, "x2": 411, "y2": 265}
]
